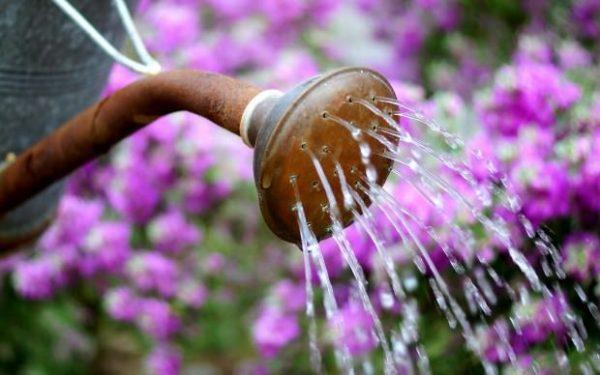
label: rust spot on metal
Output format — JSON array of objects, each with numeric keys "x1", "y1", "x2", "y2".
[{"x1": 133, "y1": 114, "x2": 161, "y2": 125}]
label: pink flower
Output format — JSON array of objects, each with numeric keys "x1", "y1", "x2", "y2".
[
  {"x1": 272, "y1": 280, "x2": 306, "y2": 313},
  {"x1": 176, "y1": 279, "x2": 207, "y2": 308},
  {"x1": 148, "y1": 210, "x2": 202, "y2": 254},
  {"x1": 329, "y1": 301, "x2": 378, "y2": 356},
  {"x1": 13, "y1": 257, "x2": 59, "y2": 300},
  {"x1": 479, "y1": 62, "x2": 581, "y2": 136},
  {"x1": 145, "y1": 3, "x2": 200, "y2": 53},
  {"x1": 80, "y1": 221, "x2": 131, "y2": 275},
  {"x1": 146, "y1": 344, "x2": 182, "y2": 375},
  {"x1": 105, "y1": 287, "x2": 140, "y2": 322},
  {"x1": 252, "y1": 308, "x2": 300, "y2": 358},
  {"x1": 137, "y1": 299, "x2": 181, "y2": 340},
  {"x1": 128, "y1": 253, "x2": 179, "y2": 297}
]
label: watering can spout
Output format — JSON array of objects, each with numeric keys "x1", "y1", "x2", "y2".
[
  {"x1": 0, "y1": 66, "x2": 398, "y2": 251},
  {"x1": 0, "y1": 70, "x2": 263, "y2": 220}
]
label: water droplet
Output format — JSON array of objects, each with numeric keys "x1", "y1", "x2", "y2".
[
  {"x1": 261, "y1": 173, "x2": 272, "y2": 189},
  {"x1": 380, "y1": 290, "x2": 394, "y2": 309}
]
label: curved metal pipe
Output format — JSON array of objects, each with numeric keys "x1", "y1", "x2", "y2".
[
  {"x1": 0, "y1": 70, "x2": 261, "y2": 219},
  {"x1": 0, "y1": 0, "x2": 139, "y2": 252},
  {"x1": 0, "y1": 66, "x2": 398, "y2": 252}
]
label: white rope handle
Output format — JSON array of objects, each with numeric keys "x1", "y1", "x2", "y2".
[{"x1": 51, "y1": 0, "x2": 161, "y2": 75}]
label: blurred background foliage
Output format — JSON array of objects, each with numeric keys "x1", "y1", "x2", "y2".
[{"x1": 1, "y1": 0, "x2": 600, "y2": 374}]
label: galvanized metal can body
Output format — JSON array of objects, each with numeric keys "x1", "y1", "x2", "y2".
[{"x1": 0, "y1": 0, "x2": 137, "y2": 249}]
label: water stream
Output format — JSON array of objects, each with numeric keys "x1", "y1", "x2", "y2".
[{"x1": 290, "y1": 95, "x2": 599, "y2": 373}]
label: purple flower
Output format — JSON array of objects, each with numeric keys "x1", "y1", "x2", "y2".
[
  {"x1": 102, "y1": 64, "x2": 139, "y2": 96},
  {"x1": 533, "y1": 292, "x2": 569, "y2": 336},
  {"x1": 137, "y1": 298, "x2": 181, "y2": 340},
  {"x1": 176, "y1": 279, "x2": 207, "y2": 308},
  {"x1": 336, "y1": 224, "x2": 375, "y2": 270},
  {"x1": 148, "y1": 210, "x2": 202, "y2": 254},
  {"x1": 558, "y1": 40, "x2": 592, "y2": 70},
  {"x1": 12, "y1": 257, "x2": 60, "y2": 300},
  {"x1": 252, "y1": 307, "x2": 300, "y2": 358},
  {"x1": 479, "y1": 62, "x2": 581, "y2": 136},
  {"x1": 180, "y1": 151, "x2": 216, "y2": 180},
  {"x1": 394, "y1": 10, "x2": 426, "y2": 58},
  {"x1": 514, "y1": 126, "x2": 556, "y2": 160},
  {"x1": 183, "y1": 44, "x2": 224, "y2": 73},
  {"x1": 67, "y1": 161, "x2": 104, "y2": 196},
  {"x1": 204, "y1": 0, "x2": 254, "y2": 21},
  {"x1": 107, "y1": 163, "x2": 161, "y2": 224},
  {"x1": 509, "y1": 158, "x2": 571, "y2": 226},
  {"x1": 562, "y1": 233, "x2": 600, "y2": 282},
  {"x1": 146, "y1": 344, "x2": 182, "y2": 375},
  {"x1": 128, "y1": 253, "x2": 179, "y2": 297},
  {"x1": 39, "y1": 196, "x2": 104, "y2": 250},
  {"x1": 481, "y1": 320, "x2": 511, "y2": 363},
  {"x1": 80, "y1": 222, "x2": 131, "y2": 276},
  {"x1": 145, "y1": 3, "x2": 200, "y2": 53},
  {"x1": 415, "y1": 0, "x2": 460, "y2": 30},
  {"x1": 202, "y1": 252, "x2": 226, "y2": 274},
  {"x1": 270, "y1": 51, "x2": 319, "y2": 89},
  {"x1": 329, "y1": 301, "x2": 378, "y2": 356},
  {"x1": 260, "y1": 0, "x2": 306, "y2": 26},
  {"x1": 465, "y1": 133, "x2": 501, "y2": 182},
  {"x1": 272, "y1": 280, "x2": 306, "y2": 313},
  {"x1": 513, "y1": 34, "x2": 552, "y2": 65},
  {"x1": 575, "y1": 131, "x2": 600, "y2": 212},
  {"x1": 180, "y1": 179, "x2": 231, "y2": 215},
  {"x1": 573, "y1": 0, "x2": 600, "y2": 38},
  {"x1": 308, "y1": 0, "x2": 341, "y2": 25},
  {"x1": 483, "y1": 292, "x2": 571, "y2": 365},
  {"x1": 317, "y1": 237, "x2": 347, "y2": 278},
  {"x1": 105, "y1": 287, "x2": 140, "y2": 322}
]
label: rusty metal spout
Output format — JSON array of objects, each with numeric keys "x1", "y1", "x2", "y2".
[
  {"x1": 0, "y1": 66, "x2": 397, "y2": 251},
  {"x1": 0, "y1": 70, "x2": 261, "y2": 224}
]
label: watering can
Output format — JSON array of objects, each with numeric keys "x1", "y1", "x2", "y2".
[
  {"x1": 0, "y1": 0, "x2": 398, "y2": 254},
  {"x1": 0, "y1": 0, "x2": 138, "y2": 250}
]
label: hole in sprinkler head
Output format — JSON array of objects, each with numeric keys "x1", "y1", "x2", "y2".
[
  {"x1": 300, "y1": 142, "x2": 307, "y2": 150},
  {"x1": 370, "y1": 121, "x2": 378, "y2": 131},
  {"x1": 346, "y1": 95, "x2": 353, "y2": 103},
  {"x1": 321, "y1": 111, "x2": 328, "y2": 119},
  {"x1": 321, "y1": 145, "x2": 329, "y2": 154},
  {"x1": 311, "y1": 181, "x2": 319, "y2": 189},
  {"x1": 321, "y1": 203, "x2": 329, "y2": 212},
  {"x1": 333, "y1": 169, "x2": 338, "y2": 177},
  {"x1": 350, "y1": 166, "x2": 358, "y2": 174},
  {"x1": 371, "y1": 95, "x2": 377, "y2": 102},
  {"x1": 289, "y1": 174, "x2": 297, "y2": 183}
]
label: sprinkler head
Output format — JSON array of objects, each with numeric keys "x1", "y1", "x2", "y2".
[
  {"x1": 0, "y1": 68, "x2": 396, "y2": 251},
  {"x1": 242, "y1": 67, "x2": 398, "y2": 244}
]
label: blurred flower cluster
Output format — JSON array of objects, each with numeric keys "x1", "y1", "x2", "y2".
[{"x1": 1, "y1": 0, "x2": 599, "y2": 374}]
